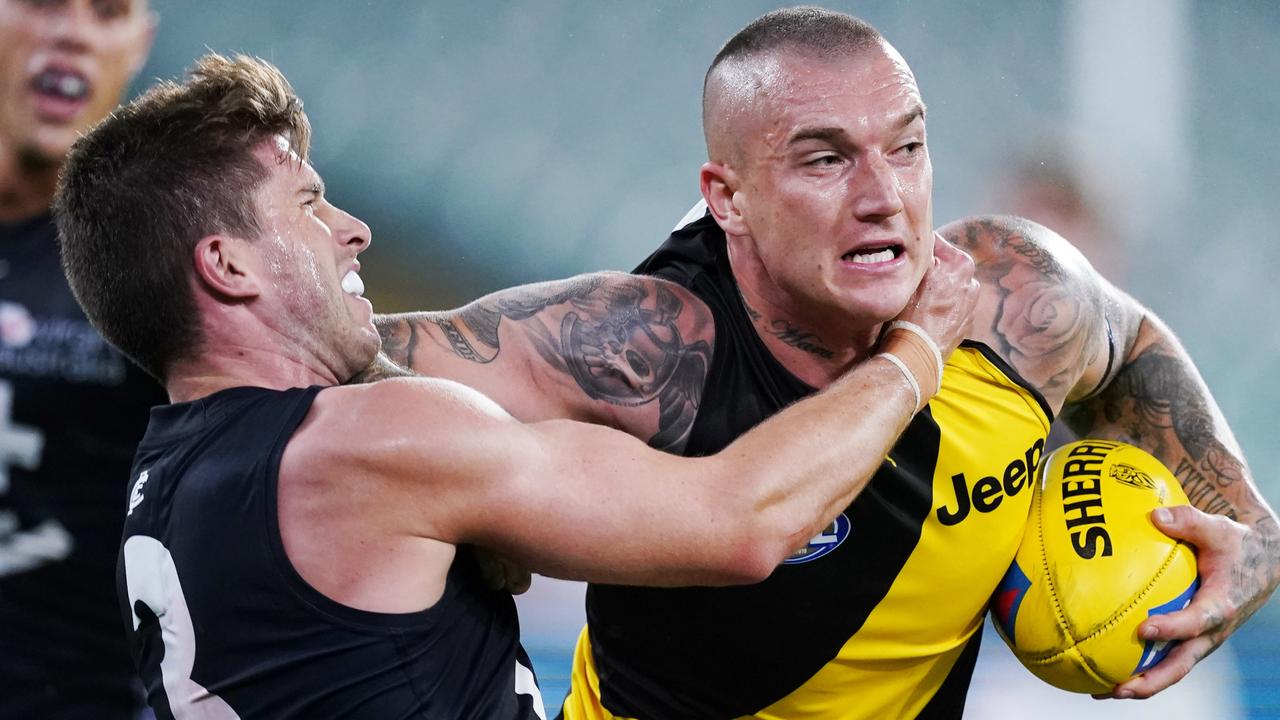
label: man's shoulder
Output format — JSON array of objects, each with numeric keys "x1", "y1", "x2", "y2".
[
  {"x1": 939, "y1": 215, "x2": 1090, "y2": 273},
  {"x1": 307, "y1": 378, "x2": 510, "y2": 437},
  {"x1": 938, "y1": 215, "x2": 1106, "y2": 409}
]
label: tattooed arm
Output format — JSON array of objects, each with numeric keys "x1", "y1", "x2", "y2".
[
  {"x1": 945, "y1": 214, "x2": 1279, "y2": 699},
  {"x1": 373, "y1": 272, "x2": 715, "y2": 453},
  {"x1": 1062, "y1": 313, "x2": 1278, "y2": 699}
]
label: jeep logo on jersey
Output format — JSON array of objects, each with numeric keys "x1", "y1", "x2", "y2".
[
  {"x1": 935, "y1": 438, "x2": 1045, "y2": 526},
  {"x1": 783, "y1": 513, "x2": 850, "y2": 564}
]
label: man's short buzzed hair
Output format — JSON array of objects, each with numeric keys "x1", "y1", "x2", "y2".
[
  {"x1": 704, "y1": 6, "x2": 884, "y2": 96},
  {"x1": 55, "y1": 53, "x2": 310, "y2": 381},
  {"x1": 701, "y1": 7, "x2": 886, "y2": 162}
]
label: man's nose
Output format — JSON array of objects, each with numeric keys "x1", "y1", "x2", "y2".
[
  {"x1": 338, "y1": 210, "x2": 372, "y2": 253},
  {"x1": 40, "y1": 1, "x2": 95, "y2": 53},
  {"x1": 850, "y1": 154, "x2": 904, "y2": 222}
]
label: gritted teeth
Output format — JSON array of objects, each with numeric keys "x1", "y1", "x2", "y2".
[
  {"x1": 32, "y1": 69, "x2": 88, "y2": 100},
  {"x1": 341, "y1": 270, "x2": 365, "y2": 297},
  {"x1": 843, "y1": 245, "x2": 900, "y2": 264}
]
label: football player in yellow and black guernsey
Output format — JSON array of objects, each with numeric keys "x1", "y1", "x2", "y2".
[{"x1": 372, "y1": 7, "x2": 1279, "y2": 719}]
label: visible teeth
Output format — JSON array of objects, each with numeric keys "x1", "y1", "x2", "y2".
[
  {"x1": 848, "y1": 248, "x2": 895, "y2": 264},
  {"x1": 58, "y1": 74, "x2": 85, "y2": 99},
  {"x1": 35, "y1": 71, "x2": 87, "y2": 99},
  {"x1": 341, "y1": 270, "x2": 364, "y2": 296}
]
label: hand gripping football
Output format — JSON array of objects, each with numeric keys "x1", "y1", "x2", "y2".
[{"x1": 992, "y1": 439, "x2": 1199, "y2": 694}]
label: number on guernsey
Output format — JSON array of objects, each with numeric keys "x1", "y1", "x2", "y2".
[
  {"x1": 515, "y1": 659, "x2": 547, "y2": 719},
  {"x1": 123, "y1": 535, "x2": 240, "y2": 718}
]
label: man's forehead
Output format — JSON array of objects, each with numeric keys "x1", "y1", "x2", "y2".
[{"x1": 252, "y1": 136, "x2": 315, "y2": 184}]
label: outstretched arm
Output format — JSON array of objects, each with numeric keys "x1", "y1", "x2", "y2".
[
  {"x1": 302, "y1": 239, "x2": 978, "y2": 587},
  {"x1": 945, "y1": 215, "x2": 1279, "y2": 699},
  {"x1": 373, "y1": 272, "x2": 714, "y2": 452}
]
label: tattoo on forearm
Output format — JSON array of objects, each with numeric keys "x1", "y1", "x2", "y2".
[
  {"x1": 1173, "y1": 458, "x2": 1236, "y2": 518},
  {"x1": 1067, "y1": 344, "x2": 1247, "y2": 520},
  {"x1": 458, "y1": 278, "x2": 607, "y2": 351}
]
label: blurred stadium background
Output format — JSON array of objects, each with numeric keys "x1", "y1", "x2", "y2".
[{"x1": 138, "y1": 1, "x2": 1279, "y2": 716}]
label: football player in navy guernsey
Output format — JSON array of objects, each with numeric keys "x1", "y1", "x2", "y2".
[
  {"x1": 374, "y1": 7, "x2": 1280, "y2": 719},
  {"x1": 54, "y1": 52, "x2": 982, "y2": 719},
  {"x1": 0, "y1": 0, "x2": 159, "y2": 717}
]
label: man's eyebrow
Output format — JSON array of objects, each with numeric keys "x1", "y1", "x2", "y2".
[
  {"x1": 788, "y1": 126, "x2": 849, "y2": 146},
  {"x1": 299, "y1": 180, "x2": 325, "y2": 196},
  {"x1": 787, "y1": 104, "x2": 927, "y2": 147},
  {"x1": 895, "y1": 103, "x2": 926, "y2": 130}
]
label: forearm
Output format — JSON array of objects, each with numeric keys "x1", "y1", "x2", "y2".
[
  {"x1": 491, "y1": 354, "x2": 920, "y2": 587},
  {"x1": 1062, "y1": 313, "x2": 1275, "y2": 530},
  {"x1": 717, "y1": 355, "x2": 919, "y2": 570},
  {"x1": 1060, "y1": 314, "x2": 1279, "y2": 696}
]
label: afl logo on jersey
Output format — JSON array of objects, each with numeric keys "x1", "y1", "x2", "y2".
[{"x1": 783, "y1": 513, "x2": 850, "y2": 564}]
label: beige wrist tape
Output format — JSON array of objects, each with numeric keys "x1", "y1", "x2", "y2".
[
  {"x1": 879, "y1": 322, "x2": 945, "y2": 412},
  {"x1": 879, "y1": 352, "x2": 922, "y2": 413}
]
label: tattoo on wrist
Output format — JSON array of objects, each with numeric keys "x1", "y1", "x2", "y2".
[{"x1": 1232, "y1": 515, "x2": 1279, "y2": 609}]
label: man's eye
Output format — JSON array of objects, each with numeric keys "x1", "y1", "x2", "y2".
[
  {"x1": 807, "y1": 154, "x2": 842, "y2": 167},
  {"x1": 898, "y1": 142, "x2": 924, "y2": 155},
  {"x1": 92, "y1": 0, "x2": 130, "y2": 19}
]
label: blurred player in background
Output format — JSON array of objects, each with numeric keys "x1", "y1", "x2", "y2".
[
  {"x1": 0, "y1": 0, "x2": 160, "y2": 716},
  {"x1": 376, "y1": 7, "x2": 1279, "y2": 718}
]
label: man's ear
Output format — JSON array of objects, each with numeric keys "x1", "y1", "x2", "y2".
[
  {"x1": 700, "y1": 161, "x2": 750, "y2": 237},
  {"x1": 192, "y1": 235, "x2": 261, "y2": 300}
]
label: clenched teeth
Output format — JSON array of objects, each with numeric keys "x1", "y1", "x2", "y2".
[{"x1": 846, "y1": 248, "x2": 895, "y2": 264}]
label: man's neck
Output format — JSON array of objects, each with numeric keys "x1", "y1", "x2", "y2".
[
  {"x1": 0, "y1": 143, "x2": 60, "y2": 222},
  {"x1": 166, "y1": 346, "x2": 342, "y2": 404},
  {"x1": 728, "y1": 253, "x2": 882, "y2": 389}
]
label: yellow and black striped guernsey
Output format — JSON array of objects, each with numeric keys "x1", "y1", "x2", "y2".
[{"x1": 559, "y1": 213, "x2": 1052, "y2": 720}]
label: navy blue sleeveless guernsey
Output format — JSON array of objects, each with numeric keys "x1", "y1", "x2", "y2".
[
  {"x1": 117, "y1": 385, "x2": 545, "y2": 719},
  {"x1": 0, "y1": 211, "x2": 166, "y2": 717}
]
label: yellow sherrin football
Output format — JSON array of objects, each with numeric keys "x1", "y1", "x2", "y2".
[{"x1": 991, "y1": 439, "x2": 1199, "y2": 694}]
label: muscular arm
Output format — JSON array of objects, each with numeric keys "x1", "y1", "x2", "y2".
[
  {"x1": 300, "y1": 362, "x2": 919, "y2": 588},
  {"x1": 945, "y1": 214, "x2": 1279, "y2": 697},
  {"x1": 1060, "y1": 312, "x2": 1279, "y2": 696},
  {"x1": 373, "y1": 272, "x2": 713, "y2": 452}
]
